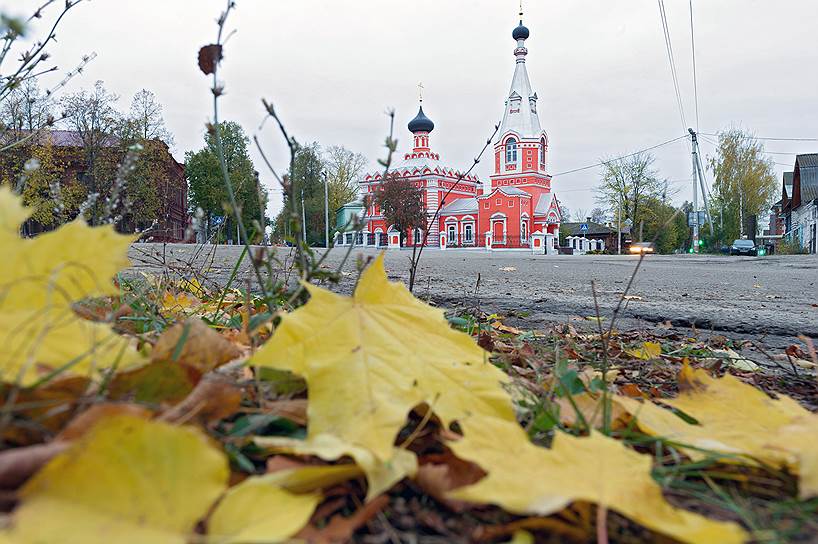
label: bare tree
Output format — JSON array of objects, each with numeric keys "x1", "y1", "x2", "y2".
[
  {"x1": 121, "y1": 88, "x2": 173, "y2": 145},
  {"x1": 0, "y1": 80, "x2": 54, "y2": 142},
  {"x1": 61, "y1": 80, "x2": 122, "y2": 224}
]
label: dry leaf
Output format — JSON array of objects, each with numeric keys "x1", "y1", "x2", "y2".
[
  {"x1": 197, "y1": 44, "x2": 222, "y2": 75},
  {"x1": 160, "y1": 376, "x2": 242, "y2": 425},
  {"x1": 296, "y1": 495, "x2": 390, "y2": 544},
  {"x1": 447, "y1": 416, "x2": 747, "y2": 544},
  {"x1": 626, "y1": 341, "x2": 662, "y2": 360},
  {"x1": 152, "y1": 318, "x2": 241, "y2": 372},
  {"x1": 249, "y1": 255, "x2": 514, "y2": 490},
  {"x1": 0, "y1": 442, "x2": 69, "y2": 491},
  {"x1": 0, "y1": 188, "x2": 141, "y2": 385},
  {"x1": 57, "y1": 403, "x2": 152, "y2": 441}
]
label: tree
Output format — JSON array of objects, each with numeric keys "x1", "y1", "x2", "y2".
[
  {"x1": 273, "y1": 142, "x2": 325, "y2": 245},
  {"x1": 596, "y1": 152, "x2": 665, "y2": 240},
  {"x1": 589, "y1": 207, "x2": 608, "y2": 224},
  {"x1": 0, "y1": 80, "x2": 55, "y2": 145},
  {"x1": 120, "y1": 89, "x2": 174, "y2": 146},
  {"x1": 558, "y1": 203, "x2": 570, "y2": 223},
  {"x1": 708, "y1": 128, "x2": 777, "y2": 242},
  {"x1": 323, "y1": 145, "x2": 366, "y2": 218},
  {"x1": 61, "y1": 81, "x2": 122, "y2": 224},
  {"x1": 187, "y1": 121, "x2": 265, "y2": 243},
  {"x1": 373, "y1": 174, "x2": 425, "y2": 242}
]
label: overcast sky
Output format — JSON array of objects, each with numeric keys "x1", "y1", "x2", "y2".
[{"x1": 6, "y1": 0, "x2": 818, "y2": 218}]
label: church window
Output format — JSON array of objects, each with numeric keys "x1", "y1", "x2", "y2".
[
  {"x1": 413, "y1": 228, "x2": 423, "y2": 245},
  {"x1": 540, "y1": 137, "x2": 546, "y2": 165},
  {"x1": 505, "y1": 138, "x2": 518, "y2": 164},
  {"x1": 447, "y1": 224, "x2": 457, "y2": 243},
  {"x1": 464, "y1": 223, "x2": 474, "y2": 243}
]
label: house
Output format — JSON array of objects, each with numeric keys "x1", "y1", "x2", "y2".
[
  {"x1": 0, "y1": 130, "x2": 188, "y2": 242},
  {"x1": 560, "y1": 221, "x2": 628, "y2": 253},
  {"x1": 344, "y1": 14, "x2": 562, "y2": 252},
  {"x1": 782, "y1": 155, "x2": 818, "y2": 253}
]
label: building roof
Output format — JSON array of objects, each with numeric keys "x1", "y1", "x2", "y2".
[
  {"x1": 407, "y1": 106, "x2": 434, "y2": 133},
  {"x1": 796, "y1": 153, "x2": 818, "y2": 202},
  {"x1": 439, "y1": 197, "x2": 478, "y2": 216},
  {"x1": 496, "y1": 18, "x2": 543, "y2": 140},
  {"x1": 533, "y1": 193, "x2": 554, "y2": 216},
  {"x1": 560, "y1": 221, "x2": 620, "y2": 236}
]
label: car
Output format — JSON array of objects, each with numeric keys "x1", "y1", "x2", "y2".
[
  {"x1": 629, "y1": 242, "x2": 655, "y2": 254},
  {"x1": 729, "y1": 239, "x2": 757, "y2": 256}
]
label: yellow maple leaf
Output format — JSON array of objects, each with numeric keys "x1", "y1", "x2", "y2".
[
  {"x1": 256, "y1": 433, "x2": 417, "y2": 501},
  {"x1": 208, "y1": 477, "x2": 319, "y2": 544},
  {"x1": 616, "y1": 365, "x2": 818, "y2": 498},
  {"x1": 626, "y1": 341, "x2": 662, "y2": 360},
  {"x1": 0, "y1": 187, "x2": 142, "y2": 385},
  {"x1": 448, "y1": 416, "x2": 747, "y2": 544},
  {"x1": 8, "y1": 415, "x2": 229, "y2": 544},
  {"x1": 248, "y1": 254, "x2": 515, "y2": 461}
]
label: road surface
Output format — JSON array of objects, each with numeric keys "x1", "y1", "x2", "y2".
[{"x1": 128, "y1": 244, "x2": 818, "y2": 350}]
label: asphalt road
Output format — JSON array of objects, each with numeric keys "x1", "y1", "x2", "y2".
[{"x1": 128, "y1": 244, "x2": 818, "y2": 349}]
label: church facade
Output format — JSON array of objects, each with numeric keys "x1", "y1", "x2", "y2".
[{"x1": 350, "y1": 15, "x2": 562, "y2": 252}]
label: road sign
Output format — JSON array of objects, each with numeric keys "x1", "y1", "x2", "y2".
[{"x1": 579, "y1": 223, "x2": 589, "y2": 232}]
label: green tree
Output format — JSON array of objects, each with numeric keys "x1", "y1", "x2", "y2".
[
  {"x1": 274, "y1": 142, "x2": 325, "y2": 245},
  {"x1": 707, "y1": 128, "x2": 777, "y2": 242},
  {"x1": 596, "y1": 152, "x2": 666, "y2": 240},
  {"x1": 186, "y1": 121, "x2": 265, "y2": 243},
  {"x1": 323, "y1": 145, "x2": 366, "y2": 218}
]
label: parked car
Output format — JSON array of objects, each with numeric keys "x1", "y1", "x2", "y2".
[
  {"x1": 629, "y1": 242, "x2": 655, "y2": 254},
  {"x1": 729, "y1": 239, "x2": 757, "y2": 256}
]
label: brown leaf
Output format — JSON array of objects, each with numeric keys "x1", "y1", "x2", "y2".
[
  {"x1": 160, "y1": 376, "x2": 242, "y2": 426},
  {"x1": 263, "y1": 399, "x2": 308, "y2": 426},
  {"x1": 0, "y1": 442, "x2": 69, "y2": 491},
  {"x1": 414, "y1": 451, "x2": 486, "y2": 512},
  {"x1": 197, "y1": 44, "x2": 222, "y2": 75},
  {"x1": 296, "y1": 495, "x2": 390, "y2": 544},
  {"x1": 152, "y1": 318, "x2": 242, "y2": 373},
  {"x1": 266, "y1": 455, "x2": 309, "y2": 474},
  {"x1": 618, "y1": 383, "x2": 646, "y2": 398},
  {"x1": 108, "y1": 360, "x2": 198, "y2": 404},
  {"x1": 57, "y1": 403, "x2": 152, "y2": 441}
]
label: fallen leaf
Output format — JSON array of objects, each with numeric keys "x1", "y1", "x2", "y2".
[
  {"x1": 617, "y1": 365, "x2": 818, "y2": 498},
  {"x1": 57, "y1": 403, "x2": 152, "y2": 441},
  {"x1": 709, "y1": 348, "x2": 759, "y2": 372},
  {"x1": 197, "y1": 44, "x2": 223, "y2": 75},
  {"x1": 263, "y1": 399, "x2": 308, "y2": 426},
  {"x1": 108, "y1": 360, "x2": 197, "y2": 404},
  {"x1": 160, "y1": 376, "x2": 242, "y2": 426},
  {"x1": 152, "y1": 318, "x2": 242, "y2": 372},
  {"x1": 0, "y1": 442, "x2": 69, "y2": 491},
  {"x1": 626, "y1": 341, "x2": 662, "y2": 360},
  {"x1": 256, "y1": 433, "x2": 416, "y2": 501},
  {"x1": 0, "y1": 188, "x2": 142, "y2": 385},
  {"x1": 415, "y1": 452, "x2": 486, "y2": 512},
  {"x1": 296, "y1": 495, "x2": 390, "y2": 544},
  {"x1": 447, "y1": 416, "x2": 747, "y2": 544},
  {"x1": 555, "y1": 392, "x2": 628, "y2": 430},
  {"x1": 8, "y1": 415, "x2": 228, "y2": 543},
  {"x1": 249, "y1": 255, "x2": 514, "y2": 484},
  {"x1": 207, "y1": 477, "x2": 319, "y2": 544}
]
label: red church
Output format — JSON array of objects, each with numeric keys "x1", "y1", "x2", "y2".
[{"x1": 357, "y1": 14, "x2": 562, "y2": 252}]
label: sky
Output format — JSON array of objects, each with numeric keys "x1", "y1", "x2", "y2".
[{"x1": 5, "y1": 0, "x2": 818, "y2": 220}]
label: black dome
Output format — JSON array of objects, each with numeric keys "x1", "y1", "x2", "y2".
[
  {"x1": 512, "y1": 21, "x2": 529, "y2": 41},
  {"x1": 408, "y1": 106, "x2": 434, "y2": 133}
]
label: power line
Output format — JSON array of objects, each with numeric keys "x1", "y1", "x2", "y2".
[
  {"x1": 552, "y1": 134, "x2": 688, "y2": 177},
  {"x1": 657, "y1": 0, "x2": 687, "y2": 132},
  {"x1": 689, "y1": 0, "x2": 700, "y2": 131},
  {"x1": 700, "y1": 132, "x2": 818, "y2": 142}
]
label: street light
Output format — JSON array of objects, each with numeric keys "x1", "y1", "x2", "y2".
[{"x1": 322, "y1": 171, "x2": 329, "y2": 249}]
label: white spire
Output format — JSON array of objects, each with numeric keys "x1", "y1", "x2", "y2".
[{"x1": 498, "y1": 18, "x2": 544, "y2": 140}]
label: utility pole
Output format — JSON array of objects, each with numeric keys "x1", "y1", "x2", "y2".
[
  {"x1": 322, "y1": 171, "x2": 330, "y2": 248},
  {"x1": 689, "y1": 129, "x2": 715, "y2": 238},
  {"x1": 690, "y1": 130, "x2": 700, "y2": 252},
  {"x1": 617, "y1": 193, "x2": 621, "y2": 255},
  {"x1": 300, "y1": 188, "x2": 307, "y2": 244}
]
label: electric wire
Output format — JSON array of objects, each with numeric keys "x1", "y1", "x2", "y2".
[
  {"x1": 657, "y1": 0, "x2": 687, "y2": 133},
  {"x1": 552, "y1": 134, "x2": 688, "y2": 177},
  {"x1": 689, "y1": 0, "x2": 700, "y2": 131}
]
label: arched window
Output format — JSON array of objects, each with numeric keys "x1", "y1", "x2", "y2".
[
  {"x1": 505, "y1": 138, "x2": 518, "y2": 164},
  {"x1": 540, "y1": 137, "x2": 546, "y2": 165}
]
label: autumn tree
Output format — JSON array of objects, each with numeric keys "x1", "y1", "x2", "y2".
[
  {"x1": 707, "y1": 128, "x2": 777, "y2": 241},
  {"x1": 323, "y1": 145, "x2": 366, "y2": 219},
  {"x1": 373, "y1": 174, "x2": 425, "y2": 243},
  {"x1": 596, "y1": 152, "x2": 666, "y2": 236},
  {"x1": 61, "y1": 81, "x2": 122, "y2": 224},
  {"x1": 187, "y1": 121, "x2": 266, "y2": 243}
]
